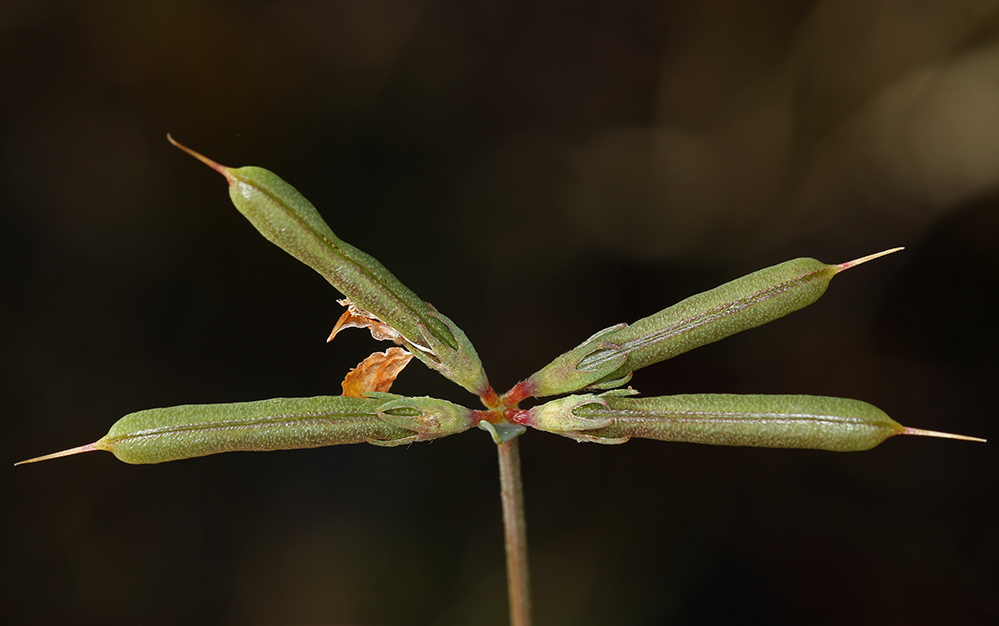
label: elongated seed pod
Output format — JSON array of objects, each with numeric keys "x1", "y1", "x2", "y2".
[
  {"x1": 168, "y1": 136, "x2": 490, "y2": 397},
  {"x1": 523, "y1": 250, "x2": 902, "y2": 397},
  {"x1": 15, "y1": 395, "x2": 476, "y2": 465},
  {"x1": 525, "y1": 393, "x2": 985, "y2": 451}
]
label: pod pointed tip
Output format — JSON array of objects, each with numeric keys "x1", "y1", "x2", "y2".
[
  {"x1": 901, "y1": 427, "x2": 986, "y2": 443},
  {"x1": 836, "y1": 247, "x2": 905, "y2": 273},
  {"x1": 15, "y1": 442, "x2": 103, "y2": 466},
  {"x1": 167, "y1": 134, "x2": 233, "y2": 181}
]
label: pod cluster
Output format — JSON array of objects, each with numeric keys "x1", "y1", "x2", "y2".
[{"x1": 15, "y1": 141, "x2": 983, "y2": 467}]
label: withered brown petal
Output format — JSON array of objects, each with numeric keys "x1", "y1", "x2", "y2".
[
  {"x1": 328, "y1": 299, "x2": 402, "y2": 343},
  {"x1": 341, "y1": 347, "x2": 414, "y2": 397}
]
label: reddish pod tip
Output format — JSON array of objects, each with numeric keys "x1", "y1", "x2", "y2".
[
  {"x1": 901, "y1": 427, "x2": 986, "y2": 443},
  {"x1": 836, "y1": 247, "x2": 905, "y2": 273},
  {"x1": 15, "y1": 442, "x2": 104, "y2": 466},
  {"x1": 167, "y1": 134, "x2": 234, "y2": 182}
]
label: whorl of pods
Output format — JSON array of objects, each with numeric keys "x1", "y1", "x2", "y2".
[{"x1": 14, "y1": 137, "x2": 984, "y2": 467}]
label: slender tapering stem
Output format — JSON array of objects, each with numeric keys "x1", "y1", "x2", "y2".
[{"x1": 497, "y1": 437, "x2": 532, "y2": 626}]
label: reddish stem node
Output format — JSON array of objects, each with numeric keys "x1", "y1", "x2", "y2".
[
  {"x1": 473, "y1": 408, "x2": 507, "y2": 425},
  {"x1": 480, "y1": 386, "x2": 501, "y2": 410},
  {"x1": 506, "y1": 408, "x2": 531, "y2": 425},
  {"x1": 500, "y1": 381, "x2": 534, "y2": 409}
]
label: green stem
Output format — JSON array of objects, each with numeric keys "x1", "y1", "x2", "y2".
[{"x1": 497, "y1": 436, "x2": 532, "y2": 626}]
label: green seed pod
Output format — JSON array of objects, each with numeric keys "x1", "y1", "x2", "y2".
[
  {"x1": 16, "y1": 396, "x2": 436, "y2": 465},
  {"x1": 523, "y1": 250, "x2": 902, "y2": 397},
  {"x1": 168, "y1": 136, "x2": 490, "y2": 397},
  {"x1": 525, "y1": 393, "x2": 985, "y2": 451}
]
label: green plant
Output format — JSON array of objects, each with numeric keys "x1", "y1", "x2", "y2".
[{"x1": 18, "y1": 136, "x2": 985, "y2": 626}]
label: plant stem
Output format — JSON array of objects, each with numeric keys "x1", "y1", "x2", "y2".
[{"x1": 497, "y1": 436, "x2": 532, "y2": 626}]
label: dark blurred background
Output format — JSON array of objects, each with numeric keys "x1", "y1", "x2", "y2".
[{"x1": 4, "y1": 1, "x2": 997, "y2": 624}]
